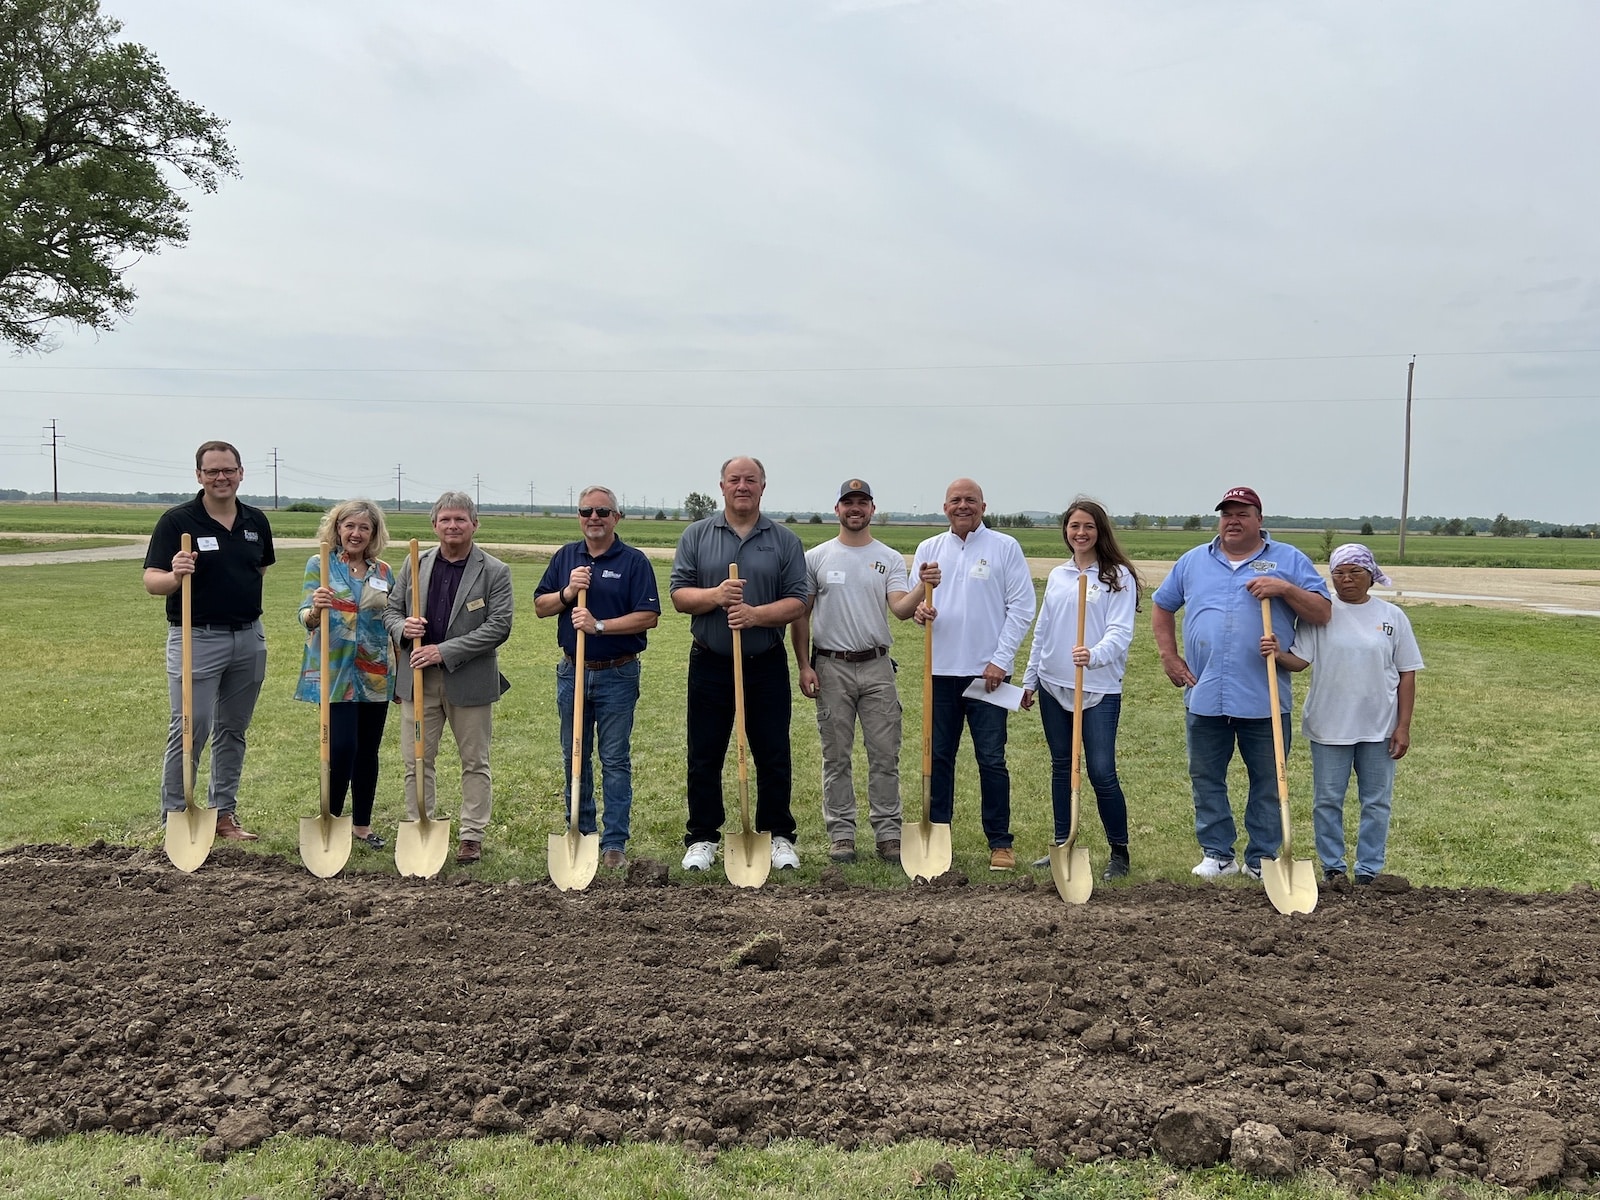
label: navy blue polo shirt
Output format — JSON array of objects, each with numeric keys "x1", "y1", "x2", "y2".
[
  {"x1": 145, "y1": 492, "x2": 276, "y2": 626},
  {"x1": 535, "y1": 537, "x2": 661, "y2": 659}
]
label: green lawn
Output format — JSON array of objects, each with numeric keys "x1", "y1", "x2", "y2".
[
  {"x1": 0, "y1": 535, "x2": 134, "y2": 555},
  {"x1": 5, "y1": 502, "x2": 1600, "y2": 565}
]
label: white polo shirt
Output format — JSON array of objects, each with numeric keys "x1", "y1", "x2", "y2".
[{"x1": 910, "y1": 524, "x2": 1036, "y2": 678}]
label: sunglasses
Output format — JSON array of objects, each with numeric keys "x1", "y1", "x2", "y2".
[{"x1": 578, "y1": 506, "x2": 615, "y2": 518}]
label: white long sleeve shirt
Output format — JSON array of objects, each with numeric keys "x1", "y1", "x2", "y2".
[
  {"x1": 910, "y1": 524, "x2": 1036, "y2": 678},
  {"x1": 1022, "y1": 560, "x2": 1137, "y2": 703}
]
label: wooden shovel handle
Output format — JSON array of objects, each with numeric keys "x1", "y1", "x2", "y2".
[
  {"x1": 730, "y1": 565, "x2": 748, "y2": 790},
  {"x1": 409, "y1": 539, "x2": 423, "y2": 767},
  {"x1": 569, "y1": 589, "x2": 588, "y2": 829},
  {"x1": 921, "y1": 582, "x2": 935, "y2": 779},
  {"x1": 1070, "y1": 572, "x2": 1088, "y2": 797},
  {"x1": 319, "y1": 542, "x2": 332, "y2": 817},
  {"x1": 1261, "y1": 597, "x2": 1293, "y2": 838},
  {"x1": 180, "y1": 533, "x2": 194, "y2": 810}
]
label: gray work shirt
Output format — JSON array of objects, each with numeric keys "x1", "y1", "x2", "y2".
[{"x1": 670, "y1": 511, "x2": 807, "y2": 657}]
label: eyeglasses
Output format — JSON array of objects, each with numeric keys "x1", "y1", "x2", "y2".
[
  {"x1": 199, "y1": 468, "x2": 240, "y2": 478},
  {"x1": 578, "y1": 506, "x2": 615, "y2": 518}
]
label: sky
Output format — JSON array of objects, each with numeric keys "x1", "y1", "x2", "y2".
[{"x1": 3, "y1": 0, "x2": 1597, "y2": 522}]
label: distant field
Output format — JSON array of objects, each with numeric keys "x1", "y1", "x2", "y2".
[
  {"x1": 4, "y1": 502, "x2": 1600, "y2": 566},
  {"x1": 0, "y1": 536, "x2": 133, "y2": 556}
]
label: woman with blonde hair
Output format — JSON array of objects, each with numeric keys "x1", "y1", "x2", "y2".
[{"x1": 295, "y1": 499, "x2": 396, "y2": 849}]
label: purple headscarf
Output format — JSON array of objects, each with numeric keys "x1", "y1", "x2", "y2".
[{"x1": 1330, "y1": 543, "x2": 1392, "y2": 587}]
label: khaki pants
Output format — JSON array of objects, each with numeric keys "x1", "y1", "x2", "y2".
[
  {"x1": 814, "y1": 654, "x2": 902, "y2": 843},
  {"x1": 401, "y1": 667, "x2": 494, "y2": 841}
]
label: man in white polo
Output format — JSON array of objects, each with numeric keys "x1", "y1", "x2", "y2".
[{"x1": 793, "y1": 479, "x2": 926, "y2": 865}]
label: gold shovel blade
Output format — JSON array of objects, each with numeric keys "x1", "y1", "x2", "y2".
[
  {"x1": 298, "y1": 813, "x2": 353, "y2": 879},
  {"x1": 900, "y1": 819, "x2": 952, "y2": 882},
  {"x1": 724, "y1": 831, "x2": 772, "y2": 889},
  {"x1": 394, "y1": 814, "x2": 451, "y2": 879},
  {"x1": 1049, "y1": 842, "x2": 1093, "y2": 905},
  {"x1": 548, "y1": 828, "x2": 600, "y2": 892},
  {"x1": 163, "y1": 805, "x2": 218, "y2": 874},
  {"x1": 1261, "y1": 854, "x2": 1319, "y2": 914}
]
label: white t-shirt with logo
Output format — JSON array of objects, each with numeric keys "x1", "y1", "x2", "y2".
[{"x1": 1288, "y1": 596, "x2": 1425, "y2": 745}]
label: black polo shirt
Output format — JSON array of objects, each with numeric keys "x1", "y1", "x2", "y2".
[{"x1": 145, "y1": 491, "x2": 276, "y2": 626}]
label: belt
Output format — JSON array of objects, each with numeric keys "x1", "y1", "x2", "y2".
[
  {"x1": 815, "y1": 646, "x2": 888, "y2": 663},
  {"x1": 565, "y1": 652, "x2": 638, "y2": 671},
  {"x1": 693, "y1": 638, "x2": 782, "y2": 659},
  {"x1": 177, "y1": 621, "x2": 256, "y2": 632}
]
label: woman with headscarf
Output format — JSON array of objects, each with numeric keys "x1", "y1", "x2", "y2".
[
  {"x1": 295, "y1": 499, "x2": 396, "y2": 849},
  {"x1": 1261, "y1": 544, "x2": 1423, "y2": 884}
]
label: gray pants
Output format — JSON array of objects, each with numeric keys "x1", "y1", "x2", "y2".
[
  {"x1": 814, "y1": 654, "x2": 902, "y2": 843},
  {"x1": 161, "y1": 622, "x2": 267, "y2": 815}
]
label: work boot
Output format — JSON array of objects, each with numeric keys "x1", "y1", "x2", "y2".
[
  {"x1": 1102, "y1": 843, "x2": 1130, "y2": 880},
  {"x1": 876, "y1": 839, "x2": 901, "y2": 864},
  {"x1": 455, "y1": 840, "x2": 482, "y2": 864},
  {"x1": 215, "y1": 812, "x2": 258, "y2": 842},
  {"x1": 829, "y1": 838, "x2": 857, "y2": 863},
  {"x1": 602, "y1": 849, "x2": 625, "y2": 869},
  {"x1": 989, "y1": 847, "x2": 1016, "y2": 871}
]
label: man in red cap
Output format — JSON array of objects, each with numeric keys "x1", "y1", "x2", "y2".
[{"x1": 1151, "y1": 486, "x2": 1331, "y2": 880}]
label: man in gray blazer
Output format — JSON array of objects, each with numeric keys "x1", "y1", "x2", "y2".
[{"x1": 385, "y1": 491, "x2": 514, "y2": 864}]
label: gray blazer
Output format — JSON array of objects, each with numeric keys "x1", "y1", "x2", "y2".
[{"x1": 385, "y1": 544, "x2": 514, "y2": 706}]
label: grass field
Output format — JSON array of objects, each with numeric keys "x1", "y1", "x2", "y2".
[
  {"x1": 5, "y1": 501, "x2": 1600, "y2": 566},
  {"x1": 3, "y1": 555, "x2": 1597, "y2": 1199}
]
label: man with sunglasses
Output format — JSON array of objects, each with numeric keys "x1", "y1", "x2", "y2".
[
  {"x1": 143, "y1": 441, "x2": 275, "y2": 841},
  {"x1": 534, "y1": 487, "x2": 661, "y2": 869}
]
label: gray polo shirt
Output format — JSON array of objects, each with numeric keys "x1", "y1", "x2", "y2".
[{"x1": 670, "y1": 511, "x2": 807, "y2": 657}]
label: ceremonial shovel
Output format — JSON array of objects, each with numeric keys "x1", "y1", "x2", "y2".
[
  {"x1": 1259, "y1": 596, "x2": 1318, "y2": 915},
  {"x1": 1048, "y1": 572, "x2": 1093, "y2": 904},
  {"x1": 163, "y1": 532, "x2": 217, "y2": 872},
  {"x1": 901, "y1": 581, "x2": 952, "y2": 882},
  {"x1": 298, "y1": 540, "x2": 353, "y2": 877},
  {"x1": 723, "y1": 564, "x2": 771, "y2": 888},
  {"x1": 394, "y1": 539, "x2": 451, "y2": 878},
  {"x1": 548, "y1": 588, "x2": 600, "y2": 891}
]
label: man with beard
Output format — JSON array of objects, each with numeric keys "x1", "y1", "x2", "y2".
[{"x1": 792, "y1": 480, "x2": 925, "y2": 865}]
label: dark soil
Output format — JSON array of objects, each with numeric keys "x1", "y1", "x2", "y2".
[{"x1": 3, "y1": 844, "x2": 1598, "y2": 1192}]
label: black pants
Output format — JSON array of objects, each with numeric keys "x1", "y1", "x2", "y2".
[
  {"x1": 685, "y1": 643, "x2": 797, "y2": 845},
  {"x1": 329, "y1": 701, "x2": 390, "y2": 826}
]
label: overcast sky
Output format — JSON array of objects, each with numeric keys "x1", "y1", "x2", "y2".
[{"x1": 3, "y1": 0, "x2": 1597, "y2": 522}]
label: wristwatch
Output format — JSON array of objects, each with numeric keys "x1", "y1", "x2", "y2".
[{"x1": 595, "y1": 619, "x2": 607, "y2": 634}]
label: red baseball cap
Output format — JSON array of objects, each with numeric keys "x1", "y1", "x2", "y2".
[{"x1": 1215, "y1": 486, "x2": 1263, "y2": 511}]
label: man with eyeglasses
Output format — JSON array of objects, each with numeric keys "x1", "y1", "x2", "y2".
[
  {"x1": 792, "y1": 480, "x2": 926, "y2": 865},
  {"x1": 1151, "y1": 485, "x2": 1331, "y2": 881},
  {"x1": 385, "y1": 491, "x2": 514, "y2": 865},
  {"x1": 671, "y1": 455, "x2": 808, "y2": 874},
  {"x1": 534, "y1": 487, "x2": 661, "y2": 869},
  {"x1": 143, "y1": 440, "x2": 276, "y2": 841}
]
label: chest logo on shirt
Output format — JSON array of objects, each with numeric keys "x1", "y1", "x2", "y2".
[
  {"x1": 243, "y1": 530, "x2": 259, "y2": 543},
  {"x1": 970, "y1": 558, "x2": 990, "y2": 581},
  {"x1": 1250, "y1": 560, "x2": 1277, "y2": 572},
  {"x1": 1381, "y1": 622, "x2": 1395, "y2": 636},
  {"x1": 602, "y1": 569, "x2": 623, "y2": 580},
  {"x1": 871, "y1": 561, "x2": 887, "y2": 575}
]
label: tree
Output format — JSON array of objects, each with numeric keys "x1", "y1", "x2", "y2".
[
  {"x1": 1183, "y1": 515, "x2": 1202, "y2": 531},
  {"x1": 1360, "y1": 520, "x2": 1374, "y2": 536},
  {"x1": 683, "y1": 491, "x2": 715, "y2": 521},
  {"x1": 1, "y1": 0, "x2": 239, "y2": 350}
]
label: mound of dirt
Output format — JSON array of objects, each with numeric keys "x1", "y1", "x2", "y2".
[{"x1": 2, "y1": 845, "x2": 1597, "y2": 1192}]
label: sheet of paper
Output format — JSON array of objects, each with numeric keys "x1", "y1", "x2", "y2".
[{"x1": 961, "y1": 678, "x2": 1024, "y2": 711}]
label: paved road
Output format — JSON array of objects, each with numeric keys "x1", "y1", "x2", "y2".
[{"x1": 5, "y1": 537, "x2": 1597, "y2": 616}]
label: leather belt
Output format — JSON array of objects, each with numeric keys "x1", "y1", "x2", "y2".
[
  {"x1": 816, "y1": 646, "x2": 888, "y2": 663},
  {"x1": 180, "y1": 621, "x2": 256, "y2": 632},
  {"x1": 565, "y1": 652, "x2": 638, "y2": 671}
]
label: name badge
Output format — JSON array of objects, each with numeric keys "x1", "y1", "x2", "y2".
[
  {"x1": 826, "y1": 570, "x2": 847, "y2": 585},
  {"x1": 467, "y1": 597, "x2": 486, "y2": 611},
  {"x1": 369, "y1": 578, "x2": 390, "y2": 592},
  {"x1": 969, "y1": 562, "x2": 990, "y2": 581},
  {"x1": 195, "y1": 536, "x2": 220, "y2": 552}
]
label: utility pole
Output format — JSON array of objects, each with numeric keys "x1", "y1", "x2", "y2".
[
  {"x1": 269, "y1": 447, "x2": 281, "y2": 510},
  {"x1": 567, "y1": 486, "x2": 574, "y2": 512},
  {"x1": 42, "y1": 419, "x2": 62, "y2": 502},
  {"x1": 474, "y1": 473, "x2": 482, "y2": 510},
  {"x1": 528, "y1": 481, "x2": 535, "y2": 515},
  {"x1": 1398, "y1": 356, "x2": 1415, "y2": 562},
  {"x1": 395, "y1": 464, "x2": 403, "y2": 513}
]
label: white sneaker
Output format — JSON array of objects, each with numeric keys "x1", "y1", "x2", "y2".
[
  {"x1": 1191, "y1": 855, "x2": 1239, "y2": 878},
  {"x1": 771, "y1": 836, "x2": 799, "y2": 870},
  {"x1": 682, "y1": 841, "x2": 716, "y2": 871},
  {"x1": 1240, "y1": 861, "x2": 1262, "y2": 880}
]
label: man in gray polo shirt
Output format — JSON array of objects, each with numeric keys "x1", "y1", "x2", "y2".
[
  {"x1": 670, "y1": 455, "x2": 808, "y2": 873},
  {"x1": 793, "y1": 479, "x2": 926, "y2": 865}
]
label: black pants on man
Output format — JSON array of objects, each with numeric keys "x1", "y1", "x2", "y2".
[{"x1": 684, "y1": 642, "x2": 797, "y2": 845}]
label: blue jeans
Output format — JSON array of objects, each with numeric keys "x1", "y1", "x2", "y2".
[
  {"x1": 1310, "y1": 740, "x2": 1395, "y2": 877},
  {"x1": 1037, "y1": 691, "x2": 1128, "y2": 845},
  {"x1": 556, "y1": 657, "x2": 642, "y2": 852},
  {"x1": 1185, "y1": 710, "x2": 1291, "y2": 869},
  {"x1": 930, "y1": 674, "x2": 1012, "y2": 849}
]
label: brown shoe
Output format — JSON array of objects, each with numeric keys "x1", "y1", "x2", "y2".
[
  {"x1": 215, "y1": 812, "x2": 259, "y2": 842},
  {"x1": 829, "y1": 838, "x2": 857, "y2": 863},
  {"x1": 602, "y1": 849, "x2": 625, "y2": 869},
  {"x1": 989, "y1": 847, "x2": 1016, "y2": 871},
  {"x1": 876, "y1": 839, "x2": 901, "y2": 864},
  {"x1": 455, "y1": 840, "x2": 482, "y2": 864}
]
